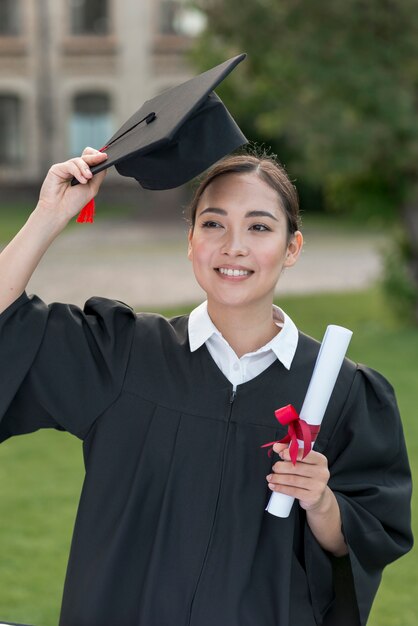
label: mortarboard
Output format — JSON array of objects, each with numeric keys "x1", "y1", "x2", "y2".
[{"x1": 73, "y1": 53, "x2": 247, "y2": 221}]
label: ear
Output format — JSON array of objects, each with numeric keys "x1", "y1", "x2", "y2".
[
  {"x1": 284, "y1": 231, "x2": 303, "y2": 268},
  {"x1": 187, "y1": 228, "x2": 193, "y2": 261}
]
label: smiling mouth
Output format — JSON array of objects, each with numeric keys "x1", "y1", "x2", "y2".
[{"x1": 216, "y1": 267, "x2": 253, "y2": 277}]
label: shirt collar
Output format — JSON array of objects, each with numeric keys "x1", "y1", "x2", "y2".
[
  {"x1": 188, "y1": 301, "x2": 298, "y2": 370},
  {"x1": 188, "y1": 301, "x2": 220, "y2": 350}
]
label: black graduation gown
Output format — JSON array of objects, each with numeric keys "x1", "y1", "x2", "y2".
[{"x1": 0, "y1": 293, "x2": 413, "y2": 626}]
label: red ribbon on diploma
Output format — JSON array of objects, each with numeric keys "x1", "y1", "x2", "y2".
[
  {"x1": 260, "y1": 404, "x2": 320, "y2": 465},
  {"x1": 76, "y1": 144, "x2": 109, "y2": 223}
]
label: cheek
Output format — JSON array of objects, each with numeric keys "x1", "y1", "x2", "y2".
[
  {"x1": 188, "y1": 237, "x2": 210, "y2": 267},
  {"x1": 260, "y1": 243, "x2": 287, "y2": 271}
]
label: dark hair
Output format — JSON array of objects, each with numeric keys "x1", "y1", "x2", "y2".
[{"x1": 187, "y1": 150, "x2": 301, "y2": 238}]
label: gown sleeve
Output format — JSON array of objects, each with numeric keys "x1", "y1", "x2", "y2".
[
  {"x1": 304, "y1": 364, "x2": 413, "y2": 626},
  {"x1": 0, "y1": 291, "x2": 136, "y2": 441}
]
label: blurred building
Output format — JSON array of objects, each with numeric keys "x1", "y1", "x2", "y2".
[{"x1": 0, "y1": 0, "x2": 205, "y2": 191}]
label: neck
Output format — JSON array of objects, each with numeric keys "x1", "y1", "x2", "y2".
[{"x1": 207, "y1": 300, "x2": 279, "y2": 358}]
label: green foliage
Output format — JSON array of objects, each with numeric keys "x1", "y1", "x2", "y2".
[
  {"x1": 324, "y1": 173, "x2": 399, "y2": 219},
  {"x1": 191, "y1": 0, "x2": 418, "y2": 214},
  {"x1": 382, "y1": 226, "x2": 418, "y2": 322},
  {"x1": 191, "y1": 0, "x2": 418, "y2": 320}
]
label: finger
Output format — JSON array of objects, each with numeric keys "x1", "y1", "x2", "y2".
[
  {"x1": 267, "y1": 461, "x2": 330, "y2": 483},
  {"x1": 270, "y1": 461, "x2": 314, "y2": 479},
  {"x1": 272, "y1": 442, "x2": 288, "y2": 455},
  {"x1": 279, "y1": 447, "x2": 326, "y2": 465},
  {"x1": 266, "y1": 473, "x2": 312, "y2": 489},
  {"x1": 268, "y1": 465, "x2": 329, "y2": 485},
  {"x1": 267, "y1": 483, "x2": 313, "y2": 501},
  {"x1": 50, "y1": 159, "x2": 91, "y2": 184},
  {"x1": 267, "y1": 481, "x2": 327, "y2": 511},
  {"x1": 268, "y1": 483, "x2": 313, "y2": 500},
  {"x1": 67, "y1": 154, "x2": 107, "y2": 187},
  {"x1": 81, "y1": 146, "x2": 108, "y2": 159},
  {"x1": 73, "y1": 156, "x2": 97, "y2": 180},
  {"x1": 88, "y1": 167, "x2": 107, "y2": 195},
  {"x1": 82, "y1": 146, "x2": 100, "y2": 156},
  {"x1": 80, "y1": 153, "x2": 108, "y2": 187},
  {"x1": 271, "y1": 442, "x2": 316, "y2": 462},
  {"x1": 81, "y1": 152, "x2": 108, "y2": 167},
  {"x1": 273, "y1": 449, "x2": 311, "y2": 472}
]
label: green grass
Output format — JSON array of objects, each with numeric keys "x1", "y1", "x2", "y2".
[
  {"x1": 0, "y1": 204, "x2": 33, "y2": 243},
  {"x1": 0, "y1": 287, "x2": 416, "y2": 625}
]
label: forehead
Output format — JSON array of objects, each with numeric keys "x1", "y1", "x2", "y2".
[{"x1": 197, "y1": 172, "x2": 284, "y2": 215}]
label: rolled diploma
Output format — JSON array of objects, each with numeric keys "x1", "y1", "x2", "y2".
[{"x1": 266, "y1": 324, "x2": 353, "y2": 518}]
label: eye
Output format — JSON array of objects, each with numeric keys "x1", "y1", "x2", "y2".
[
  {"x1": 201, "y1": 220, "x2": 223, "y2": 229},
  {"x1": 250, "y1": 223, "x2": 271, "y2": 232}
]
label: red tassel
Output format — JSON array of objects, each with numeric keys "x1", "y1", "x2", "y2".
[
  {"x1": 76, "y1": 198, "x2": 95, "y2": 223},
  {"x1": 75, "y1": 145, "x2": 108, "y2": 223}
]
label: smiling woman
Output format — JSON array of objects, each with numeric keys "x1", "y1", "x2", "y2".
[
  {"x1": 187, "y1": 157, "x2": 303, "y2": 355},
  {"x1": 0, "y1": 148, "x2": 413, "y2": 626}
]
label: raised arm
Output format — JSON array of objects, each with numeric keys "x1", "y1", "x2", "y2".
[{"x1": 0, "y1": 147, "x2": 108, "y2": 314}]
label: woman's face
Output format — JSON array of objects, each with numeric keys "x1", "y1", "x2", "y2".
[{"x1": 188, "y1": 172, "x2": 303, "y2": 313}]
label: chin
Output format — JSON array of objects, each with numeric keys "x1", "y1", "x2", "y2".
[{"x1": 207, "y1": 291, "x2": 261, "y2": 310}]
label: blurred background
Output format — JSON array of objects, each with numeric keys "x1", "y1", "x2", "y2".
[
  {"x1": 0, "y1": 1, "x2": 417, "y2": 625},
  {"x1": 0, "y1": 0, "x2": 204, "y2": 206}
]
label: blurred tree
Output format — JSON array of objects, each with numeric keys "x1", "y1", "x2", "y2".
[{"x1": 191, "y1": 0, "x2": 418, "y2": 320}]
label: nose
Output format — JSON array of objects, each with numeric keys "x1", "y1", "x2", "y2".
[{"x1": 220, "y1": 229, "x2": 249, "y2": 257}]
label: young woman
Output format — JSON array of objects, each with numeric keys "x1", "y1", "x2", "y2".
[{"x1": 0, "y1": 148, "x2": 412, "y2": 626}]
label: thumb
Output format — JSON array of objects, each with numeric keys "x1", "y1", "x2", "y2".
[
  {"x1": 88, "y1": 167, "x2": 107, "y2": 196},
  {"x1": 272, "y1": 442, "x2": 288, "y2": 455}
]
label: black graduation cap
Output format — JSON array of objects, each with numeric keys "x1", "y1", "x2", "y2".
[{"x1": 73, "y1": 53, "x2": 247, "y2": 190}]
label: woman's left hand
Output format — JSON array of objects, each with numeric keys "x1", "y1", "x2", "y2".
[
  {"x1": 266, "y1": 441, "x2": 330, "y2": 512},
  {"x1": 266, "y1": 441, "x2": 348, "y2": 556}
]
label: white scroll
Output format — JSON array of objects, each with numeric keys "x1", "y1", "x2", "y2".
[{"x1": 266, "y1": 324, "x2": 353, "y2": 518}]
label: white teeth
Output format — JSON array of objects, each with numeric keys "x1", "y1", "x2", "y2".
[{"x1": 218, "y1": 268, "x2": 250, "y2": 276}]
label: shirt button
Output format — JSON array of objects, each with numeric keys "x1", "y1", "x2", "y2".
[{"x1": 233, "y1": 362, "x2": 240, "y2": 371}]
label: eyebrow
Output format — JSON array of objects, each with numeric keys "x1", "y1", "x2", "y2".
[{"x1": 199, "y1": 207, "x2": 279, "y2": 221}]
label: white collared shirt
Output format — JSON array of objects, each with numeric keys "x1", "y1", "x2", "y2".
[{"x1": 188, "y1": 302, "x2": 299, "y2": 390}]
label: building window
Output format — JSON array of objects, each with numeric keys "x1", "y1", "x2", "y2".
[
  {"x1": 0, "y1": 95, "x2": 23, "y2": 165},
  {"x1": 70, "y1": 93, "x2": 112, "y2": 157},
  {"x1": 70, "y1": 0, "x2": 110, "y2": 35},
  {"x1": 0, "y1": 0, "x2": 20, "y2": 36}
]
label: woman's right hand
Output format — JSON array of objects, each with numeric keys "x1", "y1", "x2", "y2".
[
  {"x1": 0, "y1": 148, "x2": 109, "y2": 314},
  {"x1": 35, "y1": 147, "x2": 108, "y2": 227}
]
